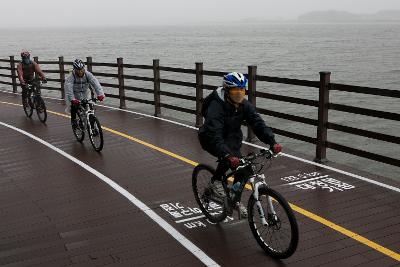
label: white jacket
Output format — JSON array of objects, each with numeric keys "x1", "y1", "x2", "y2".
[{"x1": 65, "y1": 70, "x2": 104, "y2": 105}]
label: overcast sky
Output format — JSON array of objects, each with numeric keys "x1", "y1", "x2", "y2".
[{"x1": 1, "y1": 0, "x2": 400, "y2": 27}]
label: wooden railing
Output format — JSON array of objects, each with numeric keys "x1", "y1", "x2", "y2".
[{"x1": 0, "y1": 56, "x2": 399, "y2": 168}]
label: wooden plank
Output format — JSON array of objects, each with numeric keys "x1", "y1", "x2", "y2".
[
  {"x1": 331, "y1": 83, "x2": 400, "y2": 98},
  {"x1": 327, "y1": 122, "x2": 400, "y2": 144},
  {"x1": 257, "y1": 75, "x2": 320, "y2": 88},
  {"x1": 159, "y1": 66, "x2": 196, "y2": 74},
  {"x1": 256, "y1": 91, "x2": 319, "y2": 107},
  {"x1": 329, "y1": 103, "x2": 400, "y2": 121}
]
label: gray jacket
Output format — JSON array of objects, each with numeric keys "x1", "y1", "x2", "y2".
[{"x1": 65, "y1": 70, "x2": 104, "y2": 104}]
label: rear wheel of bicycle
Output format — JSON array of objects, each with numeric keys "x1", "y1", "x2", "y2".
[
  {"x1": 22, "y1": 94, "x2": 33, "y2": 118},
  {"x1": 192, "y1": 164, "x2": 227, "y2": 223},
  {"x1": 35, "y1": 96, "x2": 47, "y2": 123},
  {"x1": 72, "y1": 114, "x2": 85, "y2": 143},
  {"x1": 88, "y1": 115, "x2": 103, "y2": 152},
  {"x1": 248, "y1": 187, "x2": 298, "y2": 259}
]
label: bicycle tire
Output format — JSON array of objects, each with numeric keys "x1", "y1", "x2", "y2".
[
  {"x1": 192, "y1": 164, "x2": 227, "y2": 223},
  {"x1": 88, "y1": 115, "x2": 103, "y2": 152},
  {"x1": 73, "y1": 113, "x2": 85, "y2": 143},
  {"x1": 22, "y1": 94, "x2": 33, "y2": 118},
  {"x1": 35, "y1": 96, "x2": 47, "y2": 123},
  {"x1": 248, "y1": 187, "x2": 298, "y2": 258}
]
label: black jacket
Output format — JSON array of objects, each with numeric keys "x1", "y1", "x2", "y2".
[{"x1": 198, "y1": 88, "x2": 276, "y2": 158}]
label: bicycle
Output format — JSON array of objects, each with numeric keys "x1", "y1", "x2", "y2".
[
  {"x1": 72, "y1": 98, "x2": 104, "y2": 152},
  {"x1": 22, "y1": 79, "x2": 47, "y2": 123},
  {"x1": 192, "y1": 149, "x2": 299, "y2": 258}
]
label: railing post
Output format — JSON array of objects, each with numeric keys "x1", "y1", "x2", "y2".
[
  {"x1": 153, "y1": 59, "x2": 161, "y2": 117},
  {"x1": 58, "y1": 56, "x2": 65, "y2": 100},
  {"x1": 86, "y1": 57, "x2": 94, "y2": 98},
  {"x1": 195, "y1": 62, "x2": 204, "y2": 128},
  {"x1": 9, "y1": 56, "x2": 17, "y2": 93},
  {"x1": 117, "y1": 57, "x2": 126, "y2": 109},
  {"x1": 86, "y1": 56, "x2": 93, "y2": 72},
  {"x1": 246, "y1": 65, "x2": 257, "y2": 142},
  {"x1": 33, "y1": 56, "x2": 39, "y2": 80},
  {"x1": 315, "y1": 71, "x2": 331, "y2": 163}
]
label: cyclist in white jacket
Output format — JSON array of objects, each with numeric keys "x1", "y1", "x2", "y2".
[{"x1": 65, "y1": 59, "x2": 105, "y2": 128}]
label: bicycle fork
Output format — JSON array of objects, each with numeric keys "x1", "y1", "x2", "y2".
[
  {"x1": 251, "y1": 174, "x2": 277, "y2": 226},
  {"x1": 86, "y1": 111, "x2": 95, "y2": 135}
]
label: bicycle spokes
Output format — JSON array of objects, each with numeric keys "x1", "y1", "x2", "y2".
[
  {"x1": 35, "y1": 97, "x2": 47, "y2": 123},
  {"x1": 248, "y1": 188, "x2": 298, "y2": 258},
  {"x1": 88, "y1": 115, "x2": 103, "y2": 151},
  {"x1": 192, "y1": 164, "x2": 227, "y2": 223}
]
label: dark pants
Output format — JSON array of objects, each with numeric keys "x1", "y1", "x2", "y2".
[
  {"x1": 21, "y1": 80, "x2": 39, "y2": 99},
  {"x1": 198, "y1": 134, "x2": 244, "y2": 183},
  {"x1": 70, "y1": 104, "x2": 79, "y2": 122},
  {"x1": 213, "y1": 158, "x2": 249, "y2": 186},
  {"x1": 21, "y1": 85, "x2": 28, "y2": 99}
]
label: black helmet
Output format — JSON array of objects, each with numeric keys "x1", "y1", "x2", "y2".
[{"x1": 73, "y1": 59, "x2": 85, "y2": 70}]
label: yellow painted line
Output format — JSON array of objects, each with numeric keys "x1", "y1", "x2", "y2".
[
  {"x1": 103, "y1": 126, "x2": 198, "y2": 166},
  {"x1": 0, "y1": 101, "x2": 21, "y2": 107},
  {"x1": 290, "y1": 203, "x2": 400, "y2": 261},
  {"x1": 1, "y1": 100, "x2": 399, "y2": 261},
  {"x1": 1, "y1": 101, "x2": 199, "y2": 166}
]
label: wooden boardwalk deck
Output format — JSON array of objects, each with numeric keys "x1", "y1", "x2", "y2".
[{"x1": 0, "y1": 91, "x2": 399, "y2": 267}]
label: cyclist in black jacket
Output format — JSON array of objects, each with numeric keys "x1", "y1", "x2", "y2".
[{"x1": 198, "y1": 72, "x2": 282, "y2": 217}]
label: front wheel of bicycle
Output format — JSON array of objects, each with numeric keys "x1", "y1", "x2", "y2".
[
  {"x1": 22, "y1": 94, "x2": 33, "y2": 118},
  {"x1": 72, "y1": 114, "x2": 85, "y2": 143},
  {"x1": 248, "y1": 187, "x2": 298, "y2": 259},
  {"x1": 192, "y1": 164, "x2": 227, "y2": 223},
  {"x1": 88, "y1": 114, "x2": 103, "y2": 152},
  {"x1": 35, "y1": 96, "x2": 47, "y2": 123}
]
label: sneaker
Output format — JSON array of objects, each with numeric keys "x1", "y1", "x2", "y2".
[
  {"x1": 207, "y1": 180, "x2": 226, "y2": 199},
  {"x1": 235, "y1": 202, "x2": 248, "y2": 218}
]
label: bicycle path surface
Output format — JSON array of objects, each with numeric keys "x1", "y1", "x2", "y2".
[{"x1": 0, "y1": 91, "x2": 399, "y2": 267}]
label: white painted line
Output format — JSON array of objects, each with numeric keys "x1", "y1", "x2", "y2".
[
  {"x1": 1, "y1": 90, "x2": 399, "y2": 193},
  {"x1": 287, "y1": 175, "x2": 329, "y2": 185},
  {"x1": 0, "y1": 121, "x2": 220, "y2": 267},
  {"x1": 175, "y1": 215, "x2": 206, "y2": 224},
  {"x1": 96, "y1": 103, "x2": 199, "y2": 130}
]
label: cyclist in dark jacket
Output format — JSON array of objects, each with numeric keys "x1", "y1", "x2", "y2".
[
  {"x1": 16, "y1": 51, "x2": 47, "y2": 106},
  {"x1": 198, "y1": 72, "x2": 281, "y2": 217}
]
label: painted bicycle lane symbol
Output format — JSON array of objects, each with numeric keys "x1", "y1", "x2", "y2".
[
  {"x1": 159, "y1": 202, "x2": 234, "y2": 229},
  {"x1": 281, "y1": 171, "x2": 355, "y2": 192}
]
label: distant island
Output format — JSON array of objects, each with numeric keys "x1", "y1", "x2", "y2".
[
  {"x1": 237, "y1": 10, "x2": 400, "y2": 24},
  {"x1": 297, "y1": 10, "x2": 400, "y2": 22}
]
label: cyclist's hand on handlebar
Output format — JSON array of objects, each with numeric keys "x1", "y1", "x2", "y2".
[
  {"x1": 71, "y1": 99, "x2": 80, "y2": 106},
  {"x1": 271, "y1": 143, "x2": 282, "y2": 154},
  {"x1": 97, "y1": 95, "x2": 105, "y2": 102},
  {"x1": 226, "y1": 155, "x2": 240, "y2": 169}
]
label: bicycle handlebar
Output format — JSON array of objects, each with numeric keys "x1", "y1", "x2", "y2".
[
  {"x1": 242, "y1": 149, "x2": 274, "y2": 163},
  {"x1": 80, "y1": 98, "x2": 98, "y2": 104}
]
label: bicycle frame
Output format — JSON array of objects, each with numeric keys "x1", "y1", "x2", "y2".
[
  {"x1": 27, "y1": 80, "x2": 41, "y2": 99},
  {"x1": 77, "y1": 99, "x2": 96, "y2": 132},
  {"x1": 222, "y1": 150, "x2": 277, "y2": 223},
  {"x1": 192, "y1": 149, "x2": 298, "y2": 258}
]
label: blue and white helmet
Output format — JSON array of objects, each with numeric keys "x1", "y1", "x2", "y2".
[
  {"x1": 73, "y1": 59, "x2": 85, "y2": 70},
  {"x1": 222, "y1": 72, "x2": 247, "y2": 89}
]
